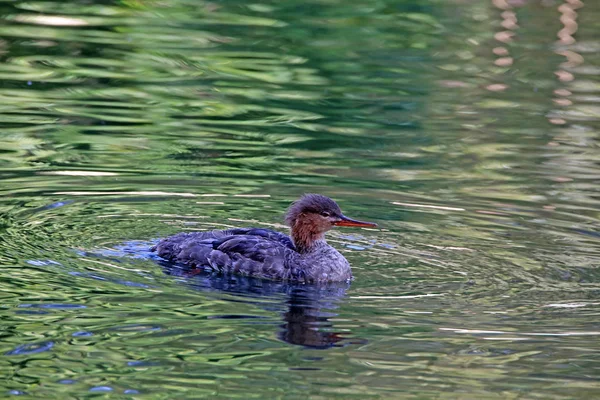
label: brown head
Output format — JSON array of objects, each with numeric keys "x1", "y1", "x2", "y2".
[{"x1": 285, "y1": 194, "x2": 377, "y2": 252}]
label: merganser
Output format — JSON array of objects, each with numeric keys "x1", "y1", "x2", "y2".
[{"x1": 151, "y1": 194, "x2": 377, "y2": 283}]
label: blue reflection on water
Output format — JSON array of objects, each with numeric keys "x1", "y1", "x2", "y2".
[
  {"x1": 18, "y1": 304, "x2": 86, "y2": 309},
  {"x1": 89, "y1": 386, "x2": 113, "y2": 392},
  {"x1": 5, "y1": 342, "x2": 54, "y2": 356},
  {"x1": 72, "y1": 331, "x2": 93, "y2": 337}
]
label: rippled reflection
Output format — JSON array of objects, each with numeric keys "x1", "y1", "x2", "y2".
[{"x1": 162, "y1": 262, "x2": 351, "y2": 349}]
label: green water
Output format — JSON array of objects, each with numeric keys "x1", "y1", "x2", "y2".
[{"x1": 1, "y1": 0, "x2": 600, "y2": 398}]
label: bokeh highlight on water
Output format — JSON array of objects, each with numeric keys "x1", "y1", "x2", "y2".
[{"x1": 1, "y1": 0, "x2": 600, "y2": 398}]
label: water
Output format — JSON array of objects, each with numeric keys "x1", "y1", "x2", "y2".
[{"x1": 1, "y1": 0, "x2": 600, "y2": 397}]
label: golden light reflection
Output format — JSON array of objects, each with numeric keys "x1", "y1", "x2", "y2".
[
  {"x1": 500, "y1": 11, "x2": 518, "y2": 29},
  {"x1": 557, "y1": 4, "x2": 579, "y2": 45},
  {"x1": 555, "y1": 70, "x2": 574, "y2": 82},
  {"x1": 489, "y1": 0, "x2": 522, "y2": 92},
  {"x1": 553, "y1": 98, "x2": 573, "y2": 106},
  {"x1": 494, "y1": 57, "x2": 513, "y2": 67},
  {"x1": 486, "y1": 83, "x2": 508, "y2": 92},
  {"x1": 549, "y1": 118, "x2": 567, "y2": 125},
  {"x1": 554, "y1": 89, "x2": 572, "y2": 96},
  {"x1": 557, "y1": 50, "x2": 584, "y2": 68},
  {"x1": 492, "y1": 47, "x2": 509, "y2": 56},
  {"x1": 492, "y1": 0, "x2": 512, "y2": 10},
  {"x1": 549, "y1": 0, "x2": 584, "y2": 126},
  {"x1": 494, "y1": 31, "x2": 515, "y2": 43}
]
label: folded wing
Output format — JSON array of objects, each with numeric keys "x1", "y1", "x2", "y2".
[{"x1": 152, "y1": 228, "x2": 306, "y2": 282}]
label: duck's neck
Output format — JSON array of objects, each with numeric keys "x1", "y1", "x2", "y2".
[{"x1": 291, "y1": 220, "x2": 325, "y2": 253}]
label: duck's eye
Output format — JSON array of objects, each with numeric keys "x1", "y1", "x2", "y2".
[{"x1": 321, "y1": 211, "x2": 331, "y2": 217}]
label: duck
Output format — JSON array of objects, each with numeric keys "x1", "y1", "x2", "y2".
[{"x1": 151, "y1": 194, "x2": 377, "y2": 283}]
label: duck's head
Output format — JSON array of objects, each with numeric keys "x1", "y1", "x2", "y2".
[{"x1": 285, "y1": 194, "x2": 377, "y2": 249}]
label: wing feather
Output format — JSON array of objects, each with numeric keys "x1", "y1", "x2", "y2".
[{"x1": 152, "y1": 228, "x2": 303, "y2": 281}]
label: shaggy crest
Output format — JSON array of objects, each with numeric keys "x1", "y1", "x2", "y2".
[{"x1": 285, "y1": 194, "x2": 342, "y2": 226}]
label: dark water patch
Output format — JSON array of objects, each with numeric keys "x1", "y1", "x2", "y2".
[
  {"x1": 15, "y1": 310, "x2": 48, "y2": 315},
  {"x1": 289, "y1": 367, "x2": 321, "y2": 371}
]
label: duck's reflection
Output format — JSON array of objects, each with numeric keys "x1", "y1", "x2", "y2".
[
  {"x1": 160, "y1": 262, "x2": 352, "y2": 349},
  {"x1": 280, "y1": 286, "x2": 346, "y2": 348}
]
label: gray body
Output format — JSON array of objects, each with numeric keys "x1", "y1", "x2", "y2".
[{"x1": 151, "y1": 228, "x2": 352, "y2": 284}]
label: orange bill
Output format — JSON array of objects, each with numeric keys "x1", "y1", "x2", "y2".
[{"x1": 333, "y1": 215, "x2": 377, "y2": 228}]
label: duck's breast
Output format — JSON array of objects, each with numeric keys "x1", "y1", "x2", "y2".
[{"x1": 303, "y1": 243, "x2": 352, "y2": 283}]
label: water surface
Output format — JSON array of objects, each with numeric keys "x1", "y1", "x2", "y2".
[{"x1": 1, "y1": 0, "x2": 600, "y2": 398}]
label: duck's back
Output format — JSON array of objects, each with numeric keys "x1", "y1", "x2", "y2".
[{"x1": 152, "y1": 228, "x2": 309, "y2": 281}]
